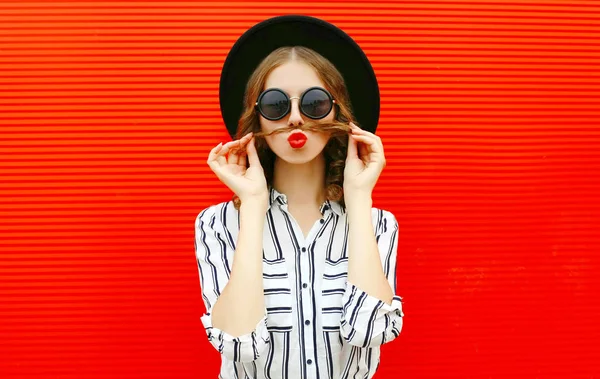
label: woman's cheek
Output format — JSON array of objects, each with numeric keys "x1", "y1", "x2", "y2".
[{"x1": 265, "y1": 134, "x2": 284, "y2": 153}]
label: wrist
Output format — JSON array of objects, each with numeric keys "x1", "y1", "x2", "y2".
[
  {"x1": 240, "y1": 195, "x2": 269, "y2": 213},
  {"x1": 344, "y1": 193, "x2": 372, "y2": 213}
]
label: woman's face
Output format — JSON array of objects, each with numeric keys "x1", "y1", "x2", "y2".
[{"x1": 259, "y1": 61, "x2": 334, "y2": 165}]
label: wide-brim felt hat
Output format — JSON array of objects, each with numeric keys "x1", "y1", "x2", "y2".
[{"x1": 219, "y1": 15, "x2": 380, "y2": 139}]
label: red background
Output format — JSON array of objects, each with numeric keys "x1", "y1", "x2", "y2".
[{"x1": 2, "y1": 1, "x2": 600, "y2": 378}]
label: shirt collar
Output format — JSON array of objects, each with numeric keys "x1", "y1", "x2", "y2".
[{"x1": 268, "y1": 186, "x2": 344, "y2": 216}]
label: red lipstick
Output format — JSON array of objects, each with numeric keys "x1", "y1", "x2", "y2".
[{"x1": 287, "y1": 131, "x2": 307, "y2": 149}]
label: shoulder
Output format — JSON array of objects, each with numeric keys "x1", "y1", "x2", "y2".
[
  {"x1": 369, "y1": 206, "x2": 398, "y2": 222},
  {"x1": 369, "y1": 206, "x2": 399, "y2": 234},
  {"x1": 195, "y1": 200, "x2": 239, "y2": 229}
]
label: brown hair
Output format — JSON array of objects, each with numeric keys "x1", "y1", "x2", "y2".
[{"x1": 232, "y1": 46, "x2": 358, "y2": 210}]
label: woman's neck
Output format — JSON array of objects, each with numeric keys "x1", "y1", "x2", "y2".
[{"x1": 272, "y1": 154, "x2": 327, "y2": 208}]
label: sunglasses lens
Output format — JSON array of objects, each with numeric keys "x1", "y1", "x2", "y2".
[
  {"x1": 259, "y1": 90, "x2": 289, "y2": 119},
  {"x1": 302, "y1": 88, "x2": 332, "y2": 119}
]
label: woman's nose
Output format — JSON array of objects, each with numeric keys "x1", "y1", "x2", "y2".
[{"x1": 288, "y1": 98, "x2": 304, "y2": 126}]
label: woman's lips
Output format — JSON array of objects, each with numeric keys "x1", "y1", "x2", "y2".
[{"x1": 287, "y1": 131, "x2": 307, "y2": 149}]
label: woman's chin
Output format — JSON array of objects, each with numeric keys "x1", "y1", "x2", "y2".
[{"x1": 274, "y1": 148, "x2": 322, "y2": 165}]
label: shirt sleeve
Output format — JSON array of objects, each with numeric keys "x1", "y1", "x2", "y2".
[
  {"x1": 340, "y1": 208, "x2": 405, "y2": 348},
  {"x1": 195, "y1": 203, "x2": 270, "y2": 362}
]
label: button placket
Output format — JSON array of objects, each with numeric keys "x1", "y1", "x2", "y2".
[{"x1": 299, "y1": 243, "x2": 315, "y2": 376}]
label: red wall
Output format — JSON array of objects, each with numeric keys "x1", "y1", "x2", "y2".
[{"x1": 2, "y1": 1, "x2": 600, "y2": 378}]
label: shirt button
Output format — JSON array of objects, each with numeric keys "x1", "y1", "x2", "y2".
[
  {"x1": 319, "y1": 219, "x2": 324, "y2": 224},
  {"x1": 304, "y1": 320, "x2": 310, "y2": 326},
  {"x1": 302, "y1": 283, "x2": 308, "y2": 289},
  {"x1": 301, "y1": 247, "x2": 306, "y2": 252},
  {"x1": 307, "y1": 359, "x2": 313, "y2": 365}
]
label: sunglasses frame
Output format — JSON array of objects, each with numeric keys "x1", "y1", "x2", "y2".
[{"x1": 254, "y1": 86, "x2": 336, "y2": 121}]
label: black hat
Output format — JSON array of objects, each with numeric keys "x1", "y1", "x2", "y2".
[{"x1": 219, "y1": 15, "x2": 380, "y2": 139}]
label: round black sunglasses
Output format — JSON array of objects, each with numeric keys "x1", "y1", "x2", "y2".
[{"x1": 255, "y1": 86, "x2": 336, "y2": 121}]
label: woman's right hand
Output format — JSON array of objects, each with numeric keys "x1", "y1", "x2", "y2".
[{"x1": 207, "y1": 132, "x2": 269, "y2": 205}]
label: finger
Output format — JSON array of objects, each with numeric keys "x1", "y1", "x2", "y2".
[
  {"x1": 236, "y1": 132, "x2": 254, "y2": 154},
  {"x1": 351, "y1": 126, "x2": 376, "y2": 139},
  {"x1": 208, "y1": 143, "x2": 225, "y2": 169},
  {"x1": 207, "y1": 144, "x2": 226, "y2": 177},
  {"x1": 349, "y1": 122, "x2": 371, "y2": 136},
  {"x1": 239, "y1": 132, "x2": 253, "y2": 150},
  {"x1": 350, "y1": 125, "x2": 382, "y2": 145},
  {"x1": 228, "y1": 147, "x2": 240, "y2": 165},
  {"x1": 207, "y1": 142, "x2": 223, "y2": 164},
  {"x1": 239, "y1": 149, "x2": 247, "y2": 168},
  {"x1": 235, "y1": 131, "x2": 253, "y2": 146},
  {"x1": 349, "y1": 133, "x2": 375, "y2": 145},
  {"x1": 228, "y1": 140, "x2": 244, "y2": 165},
  {"x1": 347, "y1": 134, "x2": 358, "y2": 160},
  {"x1": 246, "y1": 136, "x2": 262, "y2": 168},
  {"x1": 217, "y1": 140, "x2": 239, "y2": 166},
  {"x1": 349, "y1": 134, "x2": 381, "y2": 152},
  {"x1": 351, "y1": 134, "x2": 383, "y2": 162},
  {"x1": 236, "y1": 133, "x2": 252, "y2": 167},
  {"x1": 353, "y1": 134, "x2": 385, "y2": 166},
  {"x1": 359, "y1": 141, "x2": 370, "y2": 162}
]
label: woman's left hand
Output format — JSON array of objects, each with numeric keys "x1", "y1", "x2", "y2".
[{"x1": 343, "y1": 122, "x2": 386, "y2": 197}]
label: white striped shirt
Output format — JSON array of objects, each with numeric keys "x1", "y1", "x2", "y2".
[{"x1": 195, "y1": 186, "x2": 404, "y2": 379}]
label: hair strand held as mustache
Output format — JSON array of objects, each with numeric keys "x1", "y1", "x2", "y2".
[{"x1": 251, "y1": 120, "x2": 355, "y2": 139}]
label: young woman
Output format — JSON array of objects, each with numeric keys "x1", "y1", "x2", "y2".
[{"x1": 195, "y1": 16, "x2": 404, "y2": 379}]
